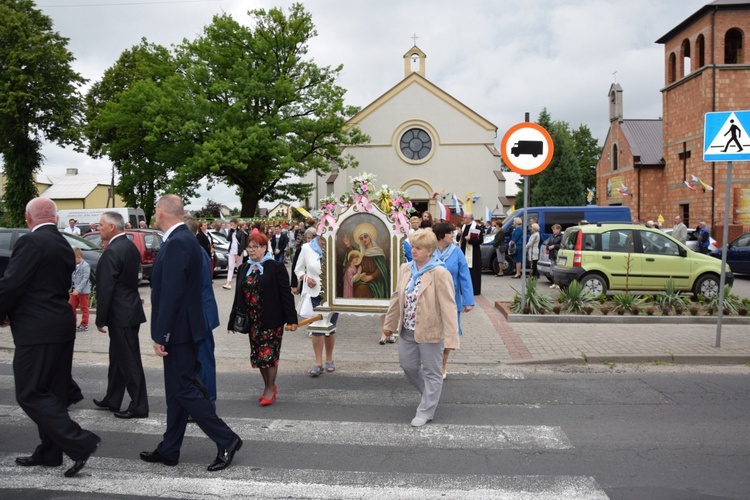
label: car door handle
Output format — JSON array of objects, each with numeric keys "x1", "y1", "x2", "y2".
[
  {"x1": 602, "y1": 256, "x2": 611, "y2": 259},
  {"x1": 646, "y1": 258, "x2": 655, "y2": 262}
]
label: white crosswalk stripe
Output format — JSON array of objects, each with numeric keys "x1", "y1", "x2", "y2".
[
  {"x1": 0, "y1": 454, "x2": 608, "y2": 499},
  {"x1": 0, "y1": 405, "x2": 572, "y2": 450}
]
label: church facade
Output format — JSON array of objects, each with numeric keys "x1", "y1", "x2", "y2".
[
  {"x1": 597, "y1": 0, "x2": 750, "y2": 243},
  {"x1": 304, "y1": 46, "x2": 509, "y2": 220}
]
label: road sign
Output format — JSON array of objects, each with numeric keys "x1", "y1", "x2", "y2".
[
  {"x1": 704, "y1": 111, "x2": 750, "y2": 162},
  {"x1": 500, "y1": 122, "x2": 554, "y2": 175}
]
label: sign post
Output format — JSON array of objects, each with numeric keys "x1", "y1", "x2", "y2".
[
  {"x1": 501, "y1": 120, "x2": 554, "y2": 311},
  {"x1": 704, "y1": 111, "x2": 750, "y2": 347}
]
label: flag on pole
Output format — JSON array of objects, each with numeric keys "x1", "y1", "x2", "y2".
[
  {"x1": 464, "y1": 192, "x2": 475, "y2": 214},
  {"x1": 684, "y1": 180, "x2": 696, "y2": 191},
  {"x1": 690, "y1": 175, "x2": 713, "y2": 192},
  {"x1": 453, "y1": 194, "x2": 462, "y2": 216},
  {"x1": 295, "y1": 206, "x2": 312, "y2": 218},
  {"x1": 657, "y1": 213, "x2": 665, "y2": 226},
  {"x1": 485, "y1": 206, "x2": 492, "y2": 222},
  {"x1": 437, "y1": 200, "x2": 450, "y2": 221}
]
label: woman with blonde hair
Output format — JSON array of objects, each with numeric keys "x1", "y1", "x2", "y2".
[
  {"x1": 383, "y1": 229, "x2": 458, "y2": 427},
  {"x1": 525, "y1": 223, "x2": 541, "y2": 279}
]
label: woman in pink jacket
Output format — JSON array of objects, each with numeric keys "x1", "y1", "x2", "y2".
[{"x1": 383, "y1": 229, "x2": 458, "y2": 427}]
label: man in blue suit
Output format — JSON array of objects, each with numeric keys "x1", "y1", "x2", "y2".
[{"x1": 140, "y1": 195, "x2": 241, "y2": 471}]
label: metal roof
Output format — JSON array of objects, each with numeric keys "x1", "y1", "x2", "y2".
[
  {"x1": 620, "y1": 119, "x2": 664, "y2": 167},
  {"x1": 38, "y1": 174, "x2": 109, "y2": 199}
]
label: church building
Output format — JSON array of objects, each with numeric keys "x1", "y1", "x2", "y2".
[
  {"x1": 597, "y1": 0, "x2": 750, "y2": 242},
  {"x1": 305, "y1": 45, "x2": 509, "y2": 219}
]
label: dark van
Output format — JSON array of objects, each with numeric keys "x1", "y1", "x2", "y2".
[{"x1": 481, "y1": 206, "x2": 632, "y2": 276}]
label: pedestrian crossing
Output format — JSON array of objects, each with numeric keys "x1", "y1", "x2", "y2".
[{"x1": 0, "y1": 370, "x2": 610, "y2": 499}]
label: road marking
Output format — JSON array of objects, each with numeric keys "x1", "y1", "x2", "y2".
[
  {"x1": 0, "y1": 405, "x2": 572, "y2": 450},
  {"x1": 0, "y1": 454, "x2": 608, "y2": 499}
]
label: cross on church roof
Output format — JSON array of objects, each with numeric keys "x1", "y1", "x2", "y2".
[{"x1": 411, "y1": 33, "x2": 419, "y2": 45}]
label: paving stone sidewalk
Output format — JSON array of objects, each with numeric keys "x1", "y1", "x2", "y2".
[{"x1": 1, "y1": 270, "x2": 749, "y2": 372}]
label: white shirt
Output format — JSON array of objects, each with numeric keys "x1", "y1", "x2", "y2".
[{"x1": 64, "y1": 225, "x2": 81, "y2": 236}]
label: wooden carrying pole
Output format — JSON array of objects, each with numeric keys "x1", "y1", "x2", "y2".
[{"x1": 285, "y1": 314, "x2": 323, "y2": 330}]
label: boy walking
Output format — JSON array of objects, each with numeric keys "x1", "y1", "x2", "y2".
[{"x1": 69, "y1": 247, "x2": 91, "y2": 332}]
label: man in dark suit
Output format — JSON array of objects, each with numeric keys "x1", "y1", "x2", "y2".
[
  {"x1": 270, "y1": 225, "x2": 288, "y2": 263},
  {"x1": 0, "y1": 198, "x2": 100, "y2": 477},
  {"x1": 93, "y1": 211, "x2": 149, "y2": 418},
  {"x1": 140, "y1": 195, "x2": 241, "y2": 471}
]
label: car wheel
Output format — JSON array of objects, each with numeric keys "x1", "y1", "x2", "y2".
[
  {"x1": 490, "y1": 255, "x2": 500, "y2": 275},
  {"x1": 503, "y1": 256, "x2": 513, "y2": 275},
  {"x1": 580, "y1": 273, "x2": 608, "y2": 295},
  {"x1": 545, "y1": 273, "x2": 554, "y2": 283},
  {"x1": 693, "y1": 273, "x2": 720, "y2": 299}
]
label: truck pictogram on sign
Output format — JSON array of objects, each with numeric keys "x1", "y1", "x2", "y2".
[{"x1": 511, "y1": 140, "x2": 544, "y2": 157}]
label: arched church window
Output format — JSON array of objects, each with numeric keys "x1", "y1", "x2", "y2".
[
  {"x1": 681, "y1": 38, "x2": 691, "y2": 76},
  {"x1": 696, "y1": 35, "x2": 705, "y2": 68},
  {"x1": 612, "y1": 144, "x2": 619, "y2": 171},
  {"x1": 399, "y1": 128, "x2": 432, "y2": 161},
  {"x1": 668, "y1": 53, "x2": 677, "y2": 83},
  {"x1": 725, "y1": 28, "x2": 743, "y2": 64}
]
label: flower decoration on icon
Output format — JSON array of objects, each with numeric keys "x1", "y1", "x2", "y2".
[
  {"x1": 316, "y1": 194, "x2": 340, "y2": 235},
  {"x1": 349, "y1": 172, "x2": 376, "y2": 213}
]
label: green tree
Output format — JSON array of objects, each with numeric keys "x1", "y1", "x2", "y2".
[
  {"x1": 0, "y1": 0, "x2": 86, "y2": 226},
  {"x1": 85, "y1": 41, "x2": 185, "y2": 223},
  {"x1": 172, "y1": 4, "x2": 369, "y2": 217},
  {"x1": 531, "y1": 121, "x2": 585, "y2": 206},
  {"x1": 571, "y1": 124, "x2": 601, "y2": 201}
]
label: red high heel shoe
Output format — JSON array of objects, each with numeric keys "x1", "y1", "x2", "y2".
[{"x1": 259, "y1": 386, "x2": 277, "y2": 405}]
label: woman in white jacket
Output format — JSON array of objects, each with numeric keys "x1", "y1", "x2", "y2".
[
  {"x1": 525, "y1": 223, "x2": 541, "y2": 279},
  {"x1": 295, "y1": 228, "x2": 338, "y2": 377}
]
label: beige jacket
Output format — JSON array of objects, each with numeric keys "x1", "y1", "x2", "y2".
[{"x1": 383, "y1": 263, "x2": 459, "y2": 345}]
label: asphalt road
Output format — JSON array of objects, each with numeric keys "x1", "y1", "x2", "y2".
[{"x1": 1, "y1": 361, "x2": 748, "y2": 499}]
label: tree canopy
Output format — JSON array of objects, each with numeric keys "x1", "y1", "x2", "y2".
[
  {"x1": 0, "y1": 0, "x2": 86, "y2": 226},
  {"x1": 86, "y1": 3, "x2": 369, "y2": 218}
]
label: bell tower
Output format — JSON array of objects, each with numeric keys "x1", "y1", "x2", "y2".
[
  {"x1": 403, "y1": 44, "x2": 426, "y2": 78},
  {"x1": 608, "y1": 83, "x2": 623, "y2": 123}
]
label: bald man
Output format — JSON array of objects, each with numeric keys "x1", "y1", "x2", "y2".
[
  {"x1": 140, "y1": 195, "x2": 241, "y2": 471},
  {"x1": 0, "y1": 198, "x2": 100, "y2": 478}
]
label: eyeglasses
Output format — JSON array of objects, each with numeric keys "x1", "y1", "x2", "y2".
[{"x1": 247, "y1": 245, "x2": 263, "y2": 250}]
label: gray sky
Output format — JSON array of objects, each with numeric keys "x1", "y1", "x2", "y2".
[{"x1": 36, "y1": 0, "x2": 708, "y2": 209}]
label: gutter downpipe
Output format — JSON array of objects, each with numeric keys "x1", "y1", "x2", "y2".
[{"x1": 711, "y1": 6, "x2": 717, "y2": 229}]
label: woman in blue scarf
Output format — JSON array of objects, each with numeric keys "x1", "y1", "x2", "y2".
[
  {"x1": 432, "y1": 222, "x2": 475, "y2": 379},
  {"x1": 383, "y1": 229, "x2": 459, "y2": 427},
  {"x1": 228, "y1": 232, "x2": 297, "y2": 406}
]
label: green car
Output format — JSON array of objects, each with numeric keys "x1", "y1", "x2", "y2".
[{"x1": 553, "y1": 223, "x2": 733, "y2": 298}]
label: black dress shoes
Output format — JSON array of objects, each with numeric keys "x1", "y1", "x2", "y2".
[
  {"x1": 92, "y1": 399, "x2": 118, "y2": 412},
  {"x1": 64, "y1": 438, "x2": 100, "y2": 478},
  {"x1": 140, "y1": 450, "x2": 178, "y2": 467},
  {"x1": 15, "y1": 455, "x2": 62, "y2": 467},
  {"x1": 114, "y1": 409, "x2": 148, "y2": 419},
  {"x1": 207, "y1": 437, "x2": 243, "y2": 472}
]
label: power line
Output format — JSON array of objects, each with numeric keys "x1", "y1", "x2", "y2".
[{"x1": 40, "y1": 0, "x2": 221, "y2": 8}]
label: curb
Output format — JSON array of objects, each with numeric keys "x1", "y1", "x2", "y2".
[
  {"x1": 494, "y1": 301, "x2": 750, "y2": 324},
  {"x1": 506, "y1": 355, "x2": 750, "y2": 365}
]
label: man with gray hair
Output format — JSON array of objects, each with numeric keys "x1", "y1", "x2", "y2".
[
  {"x1": 92, "y1": 211, "x2": 149, "y2": 419},
  {"x1": 0, "y1": 197, "x2": 100, "y2": 477},
  {"x1": 672, "y1": 215, "x2": 687, "y2": 245}
]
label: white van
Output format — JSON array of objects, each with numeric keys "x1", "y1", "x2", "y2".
[{"x1": 57, "y1": 208, "x2": 146, "y2": 230}]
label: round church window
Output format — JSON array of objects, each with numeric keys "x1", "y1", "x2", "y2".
[{"x1": 399, "y1": 128, "x2": 432, "y2": 161}]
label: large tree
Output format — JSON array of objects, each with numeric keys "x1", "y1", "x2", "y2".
[
  {"x1": 85, "y1": 41, "x2": 188, "y2": 223},
  {"x1": 172, "y1": 4, "x2": 368, "y2": 216},
  {"x1": 571, "y1": 124, "x2": 601, "y2": 201},
  {"x1": 531, "y1": 121, "x2": 585, "y2": 206},
  {"x1": 0, "y1": 0, "x2": 86, "y2": 226}
]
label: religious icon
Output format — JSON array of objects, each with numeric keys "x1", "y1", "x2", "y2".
[{"x1": 335, "y1": 214, "x2": 391, "y2": 300}]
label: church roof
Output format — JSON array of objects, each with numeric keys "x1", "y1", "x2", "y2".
[
  {"x1": 656, "y1": 0, "x2": 750, "y2": 44},
  {"x1": 347, "y1": 71, "x2": 497, "y2": 131},
  {"x1": 620, "y1": 119, "x2": 664, "y2": 167}
]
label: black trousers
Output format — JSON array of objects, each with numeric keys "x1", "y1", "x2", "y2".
[
  {"x1": 155, "y1": 341, "x2": 237, "y2": 461},
  {"x1": 14, "y1": 340, "x2": 100, "y2": 462},
  {"x1": 102, "y1": 325, "x2": 149, "y2": 414}
]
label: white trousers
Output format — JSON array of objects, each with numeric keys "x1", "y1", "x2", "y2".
[{"x1": 226, "y1": 254, "x2": 244, "y2": 283}]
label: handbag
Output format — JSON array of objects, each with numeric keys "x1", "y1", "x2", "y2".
[
  {"x1": 233, "y1": 307, "x2": 250, "y2": 334},
  {"x1": 296, "y1": 291, "x2": 315, "y2": 318},
  {"x1": 508, "y1": 245, "x2": 517, "y2": 256}
]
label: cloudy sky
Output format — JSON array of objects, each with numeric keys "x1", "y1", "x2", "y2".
[{"x1": 36, "y1": 0, "x2": 708, "y2": 209}]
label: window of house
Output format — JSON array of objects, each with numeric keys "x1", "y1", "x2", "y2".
[
  {"x1": 668, "y1": 53, "x2": 677, "y2": 83},
  {"x1": 681, "y1": 38, "x2": 691, "y2": 76},
  {"x1": 725, "y1": 28, "x2": 743, "y2": 64}
]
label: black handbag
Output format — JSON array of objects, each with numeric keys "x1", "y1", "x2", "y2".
[
  {"x1": 508, "y1": 245, "x2": 517, "y2": 256},
  {"x1": 233, "y1": 308, "x2": 250, "y2": 334}
]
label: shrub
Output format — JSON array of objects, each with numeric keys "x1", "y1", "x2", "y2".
[
  {"x1": 655, "y1": 279, "x2": 689, "y2": 309},
  {"x1": 600, "y1": 306, "x2": 610, "y2": 315},
  {"x1": 553, "y1": 305, "x2": 562, "y2": 314},
  {"x1": 631, "y1": 306, "x2": 640, "y2": 315},
  {"x1": 615, "y1": 307, "x2": 625, "y2": 315},
  {"x1": 674, "y1": 306, "x2": 684, "y2": 316},
  {"x1": 612, "y1": 292, "x2": 643, "y2": 310},
  {"x1": 646, "y1": 307, "x2": 656, "y2": 316},
  {"x1": 689, "y1": 305, "x2": 700, "y2": 316},
  {"x1": 559, "y1": 280, "x2": 597, "y2": 314},
  {"x1": 583, "y1": 306, "x2": 594, "y2": 315},
  {"x1": 509, "y1": 278, "x2": 554, "y2": 314},
  {"x1": 706, "y1": 285, "x2": 741, "y2": 315}
]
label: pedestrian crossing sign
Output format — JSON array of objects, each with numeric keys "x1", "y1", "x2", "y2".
[{"x1": 704, "y1": 111, "x2": 750, "y2": 161}]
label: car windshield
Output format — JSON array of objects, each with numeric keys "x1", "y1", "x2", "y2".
[{"x1": 61, "y1": 232, "x2": 100, "y2": 251}]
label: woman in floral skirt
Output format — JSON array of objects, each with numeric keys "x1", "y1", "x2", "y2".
[{"x1": 228, "y1": 232, "x2": 297, "y2": 406}]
